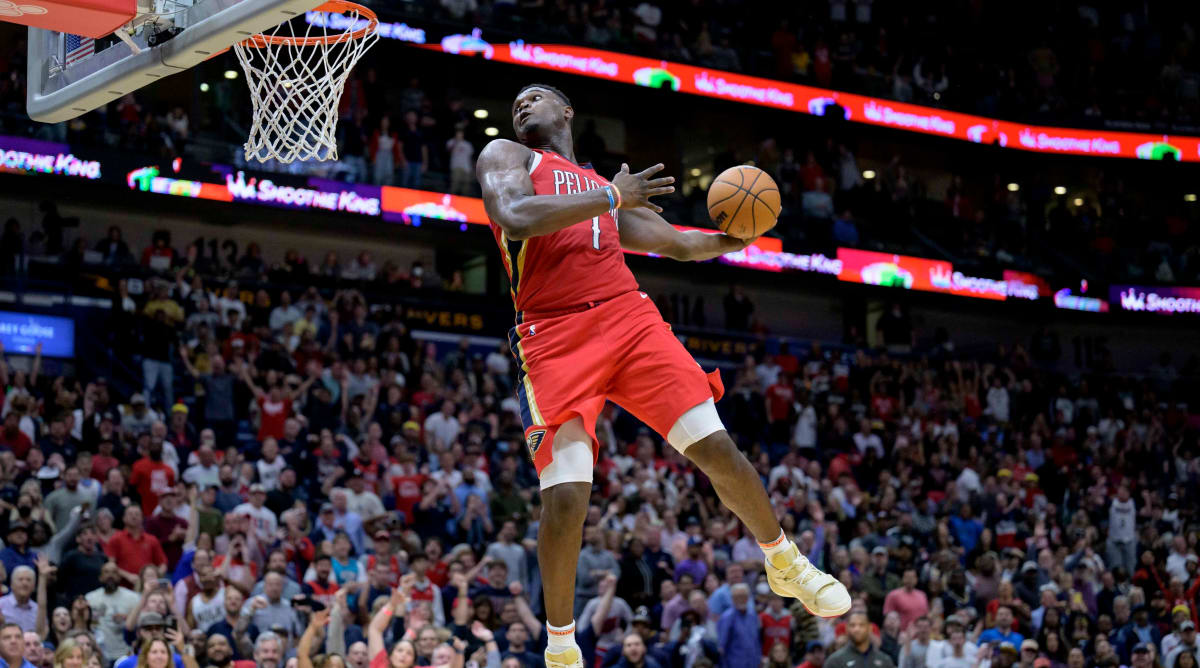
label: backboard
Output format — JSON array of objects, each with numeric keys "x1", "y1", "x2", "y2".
[{"x1": 26, "y1": 0, "x2": 322, "y2": 123}]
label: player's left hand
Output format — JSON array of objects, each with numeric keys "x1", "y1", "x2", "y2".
[{"x1": 723, "y1": 233, "x2": 756, "y2": 251}]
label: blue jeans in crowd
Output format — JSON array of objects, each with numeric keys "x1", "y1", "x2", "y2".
[
  {"x1": 143, "y1": 358, "x2": 174, "y2": 409},
  {"x1": 400, "y1": 162, "x2": 423, "y2": 188}
]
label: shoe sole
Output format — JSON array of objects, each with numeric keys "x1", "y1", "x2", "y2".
[
  {"x1": 799, "y1": 599, "x2": 852, "y2": 618},
  {"x1": 767, "y1": 571, "x2": 852, "y2": 618}
]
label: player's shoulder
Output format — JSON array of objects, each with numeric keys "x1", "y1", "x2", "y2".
[{"x1": 477, "y1": 138, "x2": 533, "y2": 172}]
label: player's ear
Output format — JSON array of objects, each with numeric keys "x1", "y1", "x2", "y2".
[{"x1": 563, "y1": 105, "x2": 574, "y2": 123}]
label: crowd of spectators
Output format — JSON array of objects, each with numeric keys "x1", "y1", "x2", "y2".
[
  {"x1": 410, "y1": 0, "x2": 1200, "y2": 132},
  {"x1": 5, "y1": 4, "x2": 1200, "y2": 287},
  {"x1": 0, "y1": 211, "x2": 1197, "y2": 668}
]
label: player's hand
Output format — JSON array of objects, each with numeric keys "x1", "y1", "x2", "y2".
[{"x1": 611, "y1": 163, "x2": 675, "y2": 214}]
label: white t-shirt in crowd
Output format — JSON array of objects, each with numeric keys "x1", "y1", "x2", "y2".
[
  {"x1": 86, "y1": 586, "x2": 140, "y2": 661},
  {"x1": 1109, "y1": 498, "x2": 1136, "y2": 543},
  {"x1": 233, "y1": 502, "x2": 278, "y2": 541},
  {"x1": 256, "y1": 456, "x2": 286, "y2": 491},
  {"x1": 189, "y1": 587, "x2": 226, "y2": 631}
]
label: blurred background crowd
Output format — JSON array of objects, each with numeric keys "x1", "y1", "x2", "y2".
[{"x1": 0, "y1": 2, "x2": 1197, "y2": 668}]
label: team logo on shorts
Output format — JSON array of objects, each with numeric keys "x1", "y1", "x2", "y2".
[{"x1": 527, "y1": 428, "x2": 547, "y2": 457}]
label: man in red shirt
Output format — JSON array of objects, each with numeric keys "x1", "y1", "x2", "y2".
[
  {"x1": 91, "y1": 438, "x2": 121, "y2": 481},
  {"x1": 144, "y1": 487, "x2": 188, "y2": 570},
  {"x1": 105, "y1": 505, "x2": 167, "y2": 584},
  {"x1": 241, "y1": 364, "x2": 311, "y2": 442},
  {"x1": 759, "y1": 595, "x2": 793, "y2": 656},
  {"x1": 0, "y1": 412, "x2": 32, "y2": 458},
  {"x1": 129, "y1": 439, "x2": 175, "y2": 515},
  {"x1": 391, "y1": 454, "x2": 426, "y2": 525},
  {"x1": 765, "y1": 374, "x2": 795, "y2": 444}
]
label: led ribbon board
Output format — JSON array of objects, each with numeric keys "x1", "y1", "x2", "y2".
[{"x1": 404, "y1": 26, "x2": 1200, "y2": 162}]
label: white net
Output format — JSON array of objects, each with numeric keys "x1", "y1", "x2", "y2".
[{"x1": 233, "y1": 1, "x2": 379, "y2": 164}]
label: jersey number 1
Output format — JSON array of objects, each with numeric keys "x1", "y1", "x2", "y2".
[{"x1": 591, "y1": 217, "x2": 600, "y2": 250}]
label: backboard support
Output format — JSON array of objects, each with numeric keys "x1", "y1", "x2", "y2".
[{"x1": 26, "y1": 0, "x2": 321, "y2": 123}]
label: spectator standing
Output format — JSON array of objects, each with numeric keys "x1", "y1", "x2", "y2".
[
  {"x1": 368, "y1": 116, "x2": 401, "y2": 186},
  {"x1": 140, "y1": 310, "x2": 177, "y2": 410},
  {"x1": 723, "y1": 285, "x2": 754, "y2": 331},
  {"x1": 144, "y1": 488, "x2": 188, "y2": 569},
  {"x1": 826, "y1": 613, "x2": 897, "y2": 668},
  {"x1": 245, "y1": 573, "x2": 302, "y2": 641},
  {"x1": 0, "y1": 567, "x2": 37, "y2": 632},
  {"x1": 927, "y1": 620, "x2": 978, "y2": 668},
  {"x1": 978, "y1": 606, "x2": 1024, "y2": 649},
  {"x1": 899, "y1": 616, "x2": 933, "y2": 668},
  {"x1": 716, "y1": 584, "x2": 759, "y2": 668},
  {"x1": 104, "y1": 506, "x2": 167, "y2": 583},
  {"x1": 232, "y1": 484, "x2": 277, "y2": 546},
  {"x1": 1107, "y1": 485, "x2": 1137, "y2": 575},
  {"x1": 446, "y1": 129, "x2": 475, "y2": 195},
  {"x1": 399, "y1": 110, "x2": 427, "y2": 189},
  {"x1": 883, "y1": 570, "x2": 930, "y2": 630},
  {"x1": 86, "y1": 562, "x2": 140, "y2": 663},
  {"x1": 576, "y1": 527, "x2": 621, "y2": 615},
  {"x1": 130, "y1": 439, "x2": 175, "y2": 515},
  {"x1": 60, "y1": 524, "x2": 107, "y2": 602}
]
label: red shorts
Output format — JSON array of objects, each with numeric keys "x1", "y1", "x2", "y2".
[{"x1": 507, "y1": 290, "x2": 725, "y2": 475}]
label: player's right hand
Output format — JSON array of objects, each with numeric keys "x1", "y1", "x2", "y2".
[{"x1": 611, "y1": 163, "x2": 675, "y2": 213}]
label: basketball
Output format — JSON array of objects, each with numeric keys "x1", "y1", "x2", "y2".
[{"x1": 707, "y1": 165, "x2": 781, "y2": 240}]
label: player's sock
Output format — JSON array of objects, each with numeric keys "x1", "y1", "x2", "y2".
[
  {"x1": 759, "y1": 530, "x2": 793, "y2": 563},
  {"x1": 547, "y1": 620, "x2": 578, "y2": 649}
]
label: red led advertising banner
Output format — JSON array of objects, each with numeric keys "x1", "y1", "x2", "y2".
[
  {"x1": 411, "y1": 27, "x2": 1200, "y2": 162},
  {"x1": 836, "y1": 248, "x2": 1034, "y2": 301}
]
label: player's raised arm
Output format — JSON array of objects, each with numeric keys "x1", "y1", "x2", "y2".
[
  {"x1": 618, "y1": 206, "x2": 751, "y2": 262},
  {"x1": 476, "y1": 139, "x2": 675, "y2": 240}
]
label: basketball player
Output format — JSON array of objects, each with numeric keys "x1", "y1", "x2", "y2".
[{"x1": 476, "y1": 84, "x2": 851, "y2": 668}]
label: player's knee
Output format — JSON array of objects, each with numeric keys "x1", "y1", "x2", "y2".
[
  {"x1": 667, "y1": 399, "x2": 726, "y2": 453},
  {"x1": 540, "y1": 481, "x2": 590, "y2": 522},
  {"x1": 538, "y1": 417, "x2": 595, "y2": 494}
]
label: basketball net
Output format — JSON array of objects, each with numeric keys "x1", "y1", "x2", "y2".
[{"x1": 233, "y1": 1, "x2": 378, "y2": 164}]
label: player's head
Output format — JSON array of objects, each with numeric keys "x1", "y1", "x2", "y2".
[{"x1": 512, "y1": 83, "x2": 572, "y2": 145}]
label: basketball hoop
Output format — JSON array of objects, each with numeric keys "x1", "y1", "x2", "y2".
[{"x1": 233, "y1": 0, "x2": 379, "y2": 164}]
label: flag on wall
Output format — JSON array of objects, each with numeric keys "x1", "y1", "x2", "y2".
[{"x1": 65, "y1": 33, "x2": 95, "y2": 66}]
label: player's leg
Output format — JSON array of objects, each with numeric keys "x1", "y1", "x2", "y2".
[
  {"x1": 506, "y1": 310, "x2": 608, "y2": 665},
  {"x1": 536, "y1": 417, "x2": 598, "y2": 668},
  {"x1": 601, "y1": 292, "x2": 849, "y2": 617},
  {"x1": 664, "y1": 400, "x2": 849, "y2": 616},
  {"x1": 677, "y1": 424, "x2": 781, "y2": 541}
]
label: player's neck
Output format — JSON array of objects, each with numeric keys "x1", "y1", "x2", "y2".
[{"x1": 532, "y1": 133, "x2": 575, "y2": 164}]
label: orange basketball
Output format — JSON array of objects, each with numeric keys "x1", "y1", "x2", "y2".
[{"x1": 707, "y1": 165, "x2": 781, "y2": 240}]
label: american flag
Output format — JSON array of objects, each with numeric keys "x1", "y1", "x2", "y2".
[{"x1": 64, "y1": 33, "x2": 95, "y2": 67}]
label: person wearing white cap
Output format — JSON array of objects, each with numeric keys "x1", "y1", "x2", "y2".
[
  {"x1": 233, "y1": 484, "x2": 277, "y2": 545},
  {"x1": 1166, "y1": 621, "x2": 1198, "y2": 668}
]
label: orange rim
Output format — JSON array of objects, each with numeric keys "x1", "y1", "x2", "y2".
[{"x1": 238, "y1": 0, "x2": 377, "y2": 48}]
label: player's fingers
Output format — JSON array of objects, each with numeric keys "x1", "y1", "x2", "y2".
[
  {"x1": 620, "y1": 162, "x2": 630, "y2": 174},
  {"x1": 648, "y1": 176, "x2": 675, "y2": 187},
  {"x1": 638, "y1": 163, "x2": 665, "y2": 178},
  {"x1": 647, "y1": 186, "x2": 675, "y2": 196}
]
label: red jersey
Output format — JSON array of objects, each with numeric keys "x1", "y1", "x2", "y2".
[
  {"x1": 392, "y1": 473, "x2": 427, "y2": 523},
  {"x1": 760, "y1": 611, "x2": 792, "y2": 655},
  {"x1": 130, "y1": 458, "x2": 175, "y2": 514},
  {"x1": 491, "y1": 148, "x2": 638, "y2": 315},
  {"x1": 257, "y1": 396, "x2": 292, "y2": 441}
]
